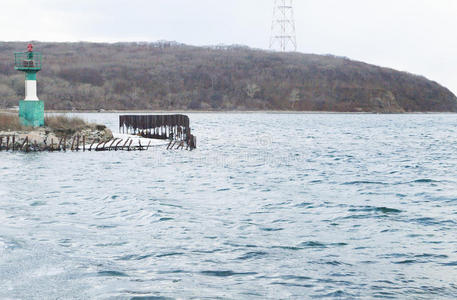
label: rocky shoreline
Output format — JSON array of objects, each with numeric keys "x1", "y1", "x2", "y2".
[{"x1": 0, "y1": 125, "x2": 113, "y2": 151}]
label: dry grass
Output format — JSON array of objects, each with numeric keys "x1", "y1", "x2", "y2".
[
  {"x1": 45, "y1": 115, "x2": 92, "y2": 131},
  {"x1": 0, "y1": 113, "x2": 28, "y2": 131},
  {"x1": 0, "y1": 113, "x2": 95, "y2": 134},
  {"x1": 44, "y1": 115, "x2": 97, "y2": 136}
]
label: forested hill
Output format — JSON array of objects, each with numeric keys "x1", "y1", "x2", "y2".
[{"x1": 0, "y1": 41, "x2": 456, "y2": 112}]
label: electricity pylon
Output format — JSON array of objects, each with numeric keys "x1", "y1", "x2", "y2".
[{"x1": 270, "y1": 0, "x2": 297, "y2": 52}]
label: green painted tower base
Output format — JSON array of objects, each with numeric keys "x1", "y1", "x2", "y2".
[{"x1": 19, "y1": 100, "x2": 44, "y2": 127}]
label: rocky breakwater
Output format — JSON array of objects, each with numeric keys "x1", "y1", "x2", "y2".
[{"x1": 0, "y1": 114, "x2": 113, "y2": 151}]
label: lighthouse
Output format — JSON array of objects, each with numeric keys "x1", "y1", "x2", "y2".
[{"x1": 14, "y1": 43, "x2": 44, "y2": 127}]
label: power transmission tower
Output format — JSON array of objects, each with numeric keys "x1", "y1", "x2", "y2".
[{"x1": 270, "y1": 0, "x2": 297, "y2": 52}]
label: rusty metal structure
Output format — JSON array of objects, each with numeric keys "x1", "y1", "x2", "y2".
[{"x1": 119, "y1": 114, "x2": 196, "y2": 150}]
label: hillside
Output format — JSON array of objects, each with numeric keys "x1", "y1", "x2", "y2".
[{"x1": 0, "y1": 41, "x2": 456, "y2": 112}]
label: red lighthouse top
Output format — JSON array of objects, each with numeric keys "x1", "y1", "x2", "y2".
[{"x1": 27, "y1": 43, "x2": 33, "y2": 52}]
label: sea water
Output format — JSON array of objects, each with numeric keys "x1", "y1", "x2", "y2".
[{"x1": 1, "y1": 113, "x2": 456, "y2": 299}]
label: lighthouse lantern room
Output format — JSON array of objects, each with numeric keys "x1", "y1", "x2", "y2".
[{"x1": 14, "y1": 43, "x2": 44, "y2": 127}]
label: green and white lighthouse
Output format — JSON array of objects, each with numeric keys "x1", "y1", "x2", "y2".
[{"x1": 14, "y1": 43, "x2": 44, "y2": 127}]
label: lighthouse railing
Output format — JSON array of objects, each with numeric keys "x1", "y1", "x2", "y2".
[{"x1": 14, "y1": 52, "x2": 42, "y2": 71}]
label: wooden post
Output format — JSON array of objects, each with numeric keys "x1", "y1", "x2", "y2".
[
  {"x1": 102, "y1": 139, "x2": 111, "y2": 151},
  {"x1": 57, "y1": 137, "x2": 63, "y2": 151},
  {"x1": 70, "y1": 136, "x2": 76, "y2": 151},
  {"x1": 166, "y1": 140, "x2": 173, "y2": 150},
  {"x1": 115, "y1": 139, "x2": 123, "y2": 151},
  {"x1": 109, "y1": 139, "x2": 117, "y2": 151},
  {"x1": 82, "y1": 136, "x2": 86, "y2": 152},
  {"x1": 21, "y1": 137, "x2": 28, "y2": 151},
  {"x1": 76, "y1": 135, "x2": 80, "y2": 151},
  {"x1": 95, "y1": 140, "x2": 104, "y2": 151},
  {"x1": 127, "y1": 140, "x2": 133, "y2": 151},
  {"x1": 122, "y1": 138, "x2": 130, "y2": 150},
  {"x1": 12, "y1": 136, "x2": 15, "y2": 151},
  {"x1": 89, "y1": 139, "x2": 96, "y2": 151},
  {"x1": 0, "y1": 137, "x2": 3, "y2": 150},
  {"x1": 6, "y1": 136, "x2": 9, "y2": 151},
  {"x1": 63, "y1": 137, "x2": 67, "y2": 151}
]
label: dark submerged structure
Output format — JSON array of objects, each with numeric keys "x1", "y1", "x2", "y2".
[{"x1": 119, "y1": 114, "x2": 197, "y2": 150}]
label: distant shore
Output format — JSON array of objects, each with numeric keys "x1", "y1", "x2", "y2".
[{"x1": 2, "y1": 108, "x2": 457, "y2": 115}]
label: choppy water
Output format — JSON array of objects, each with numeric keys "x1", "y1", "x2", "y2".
[{"x1": 1, "y1": 113, "x2": 457, "y2": 299}]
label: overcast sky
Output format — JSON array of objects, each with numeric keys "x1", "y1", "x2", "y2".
[{"x1": 1, "y1": 0, "x2": 456, "y2": 94}]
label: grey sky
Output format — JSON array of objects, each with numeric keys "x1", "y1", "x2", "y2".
[{"x1": 1, "y1": 0, "x2": 456, "y2": 94}]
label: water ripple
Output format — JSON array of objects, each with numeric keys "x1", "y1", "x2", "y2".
[{"x1": 1, "y1": 113, "x2": 457, "y2": 299}]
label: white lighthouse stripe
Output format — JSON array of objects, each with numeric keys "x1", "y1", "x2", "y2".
[{"x1": 24, "y1": 80, "x2": 39, "y2": 101}]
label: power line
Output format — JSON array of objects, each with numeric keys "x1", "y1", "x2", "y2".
[{"x1": 270, "y1": 0, "x2": 297, "y2": 52}]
